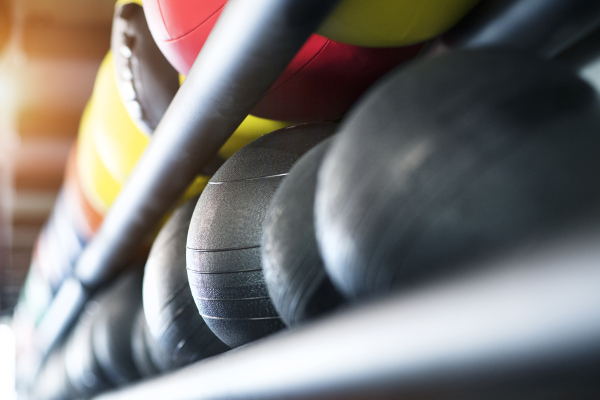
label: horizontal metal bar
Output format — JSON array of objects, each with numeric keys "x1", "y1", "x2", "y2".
[
  {"x1": 34, "y1": 0, "x2": 340, "y2": 356},
  {"x1": 443, "y1": 0, "x2": 600, "y2": 58},
  {"x1": 93, "y1": 225, "x2": 600, "y2": 400}
]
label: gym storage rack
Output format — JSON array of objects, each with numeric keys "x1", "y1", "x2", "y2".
[{"x1": 29, "y1": 0, "x2": 600, "y2": 398}]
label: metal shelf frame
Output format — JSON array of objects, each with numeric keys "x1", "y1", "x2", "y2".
[
  {"x1": 35, "y1": 0, "x2": 342, "y2": 355},
  {"x1": 93, "y1": 225, "x2": 600, "y2": 400},
  {"x1": 28, "y1": 0, "x2": 600, "y2": 398}
]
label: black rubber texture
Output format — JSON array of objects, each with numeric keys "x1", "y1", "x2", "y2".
[
  {"x1": 143, "y1": 196, "x2": 229, "y2": 371},
  {"x1": 34, "y1": 345, "x2": 80, "y2": 400},
  {"x1": 142, "y1": 319, "x2": 171, "y2": 374},
  {"x1": 262, "y1": 138, "x2": 345, "y2": 327},
  {"x1": 131, "y1": 306, "x2": 160, "y2": 377},
  {"x1": 315, "y1": 49, "x2": 600, "y2": 299},
  {"x1": 111, "y1": 2, "x2": 179, "y2": 134},
  {"x1": 64, "y1": 300, "x2": 113, "y2": 397},
  {"x1": 92, "y1": 267, "x2": 144, "y2": 385},
  {"x1": 187, "y1": 123, "x2": 337, "y2": 348}
]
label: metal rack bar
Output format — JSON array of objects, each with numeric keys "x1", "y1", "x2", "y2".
[
  {"x1": 93, "y1": 226, "x2": 600, "y2": 400},
  {"x1": 34, "y1": 0, "x2": 341, "y2": 356},
  {"x1": 76, "y1": 0, "x2": 340, "y2": 287},
  {"x1": 33, "y1": 0, "x2": 600, "y2": 383}
]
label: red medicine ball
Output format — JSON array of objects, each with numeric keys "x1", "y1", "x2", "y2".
[{"x1": 143, "y1": 0, "x2": 422, "y2": 122}]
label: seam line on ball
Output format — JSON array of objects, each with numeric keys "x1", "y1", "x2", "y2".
[
  {"x1": 193, "y1": 296, "x2": 271, "y2": 301},
  {"x1": 186, "y1": 245, "x2": 260, "y2": 253},
  {"x1": 199, "y1": 314, "x2": 281, "y2": 321},
  {"x1": 208, "y1": 173, "x2": 288, "y2": 184},
  {"x1": 162, "y1": 4, "x2": 226, "y2": 42},
  {"x1": 186, "y1": 267, "x2": 262, "y2": 275},
  {"x1": 265, "y1": 38, "x2": 329, "y2": 95}
]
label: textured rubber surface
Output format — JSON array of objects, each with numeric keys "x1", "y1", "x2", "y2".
[
  {"x1": 262, "y1": 139, "x2": 345, "y2": 327},
  {"x1": 143, "y1": 196, "x2": 228, "y2": 371},
  {"x1": 92, "y1": 267, "x2": 143, "y2": 385},
  {"x1": 65, "y1": 300, "x2": 113, "y2": 397},
  {"x1": 143, "y1": 0, "x2": 421, "y2": 122},
  {"x1": 142, "y1": 319, "x2": 171, "y2": 374},
  {"x1": 188, "y1": 123, "x2": 337, "y2": 348},
  {"x1": 316, "y1": 49, "x2": 600, "y2": 299},
  {"x1": 112, "y1": 1, "x2": 179, "y2": 135},
  {"x1": 131, "y1": 307, "x2": 160, "y2": 377}
]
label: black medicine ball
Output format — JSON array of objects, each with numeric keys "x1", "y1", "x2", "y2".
[
  {"x1": 187, "y1": 123, "x2": 337, "y2": 348},
  {"x1": 316, "y1": 49, "x2": 600, "y2": 299}
]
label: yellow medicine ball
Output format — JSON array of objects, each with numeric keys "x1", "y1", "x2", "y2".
[
  {"x1": 78, "y1": 52, "x2": 290, "y2": 213},
  {"x1": 86, "y1": 52, "x2": 148, "y2": 185},
  {"x1": 117, "y1": 0, "x2": 141, "y2": 6},
  {"x1": 77, "y1": 100, "x2": 122, "y2": 214},
  {"x1": 78, "y1": 91, "x2": 210, "y2": 214},
  {"x1": 318, "y1": 0, "x2": 480, "y2": 47}
]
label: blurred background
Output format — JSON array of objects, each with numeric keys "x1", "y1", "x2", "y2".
[
  {"x1": 0, "y1": 0, "x2": 115, "y2": 395},
  {"x1": 0, "y1": 0, "x2": 114, "y2": 313}
]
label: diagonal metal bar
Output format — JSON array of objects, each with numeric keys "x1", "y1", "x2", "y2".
[{"x1": 35, "y1": 0, "x2": 341, "y2": 357}]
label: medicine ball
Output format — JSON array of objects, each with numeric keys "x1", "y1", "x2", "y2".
[
  {"x1": 143, "y1": 196, "x2": 229, "y2": 371},
  {"x1": 76, "y1": 54, "x2": 205, "y2": 214},
  {"x1": 76, "y1": 94, "x2": 123, "y2": 214},
  {"x1": 187, "y1": 123, "x2": 337, "y2": 348},
  {"x1": 111, "y1": 0, "x2": 179, "y2": 135},
  {"x1": 79, "y1": 52, "x2": 149, "y2": 191},
  {"x1": 143, "y1": 0, "x2": 422, "y2": 122},
  {"x1": 79, "y1": 50, "x2": 289, "y2": 213},
  {"x1": 130, "y1": 307, "x2": 160, "y2": 377},
  {"x1": 65, "y1": 300, "x2": 113, "y2": 397},
  {"x1": 316, "y1": 49, "x2": 600, "y2": 299},
  {"x1": 317, "y1": 0, "x2": 480, "y2": 47},
  {"x1": 92, "y1": 267, "x2": 144, "y2": 385},
  {"x1": 262, "y1": 138, "x2": 345, "y2": 327},
  {"x1": 63, "y1": 146, "x2": 103, "y2": 237}
]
